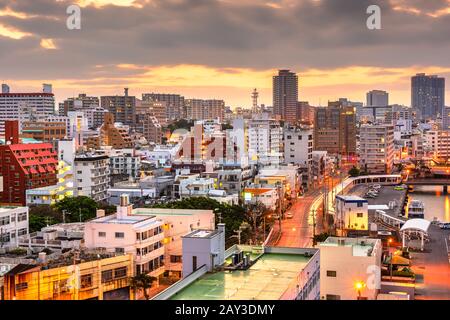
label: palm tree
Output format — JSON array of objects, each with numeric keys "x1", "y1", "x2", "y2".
[{"x1": 130, "y1": 273, "x2": 157, "y2": 300}]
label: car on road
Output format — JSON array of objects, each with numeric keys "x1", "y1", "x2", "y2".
[
  {"x1": 285, "y1": 212, "x2": 294, "y2": 219},
  {"x1": 372, "y1": 184, "x2": 382, "y2": 190},
  {"x1": 439, "y1": 223, "x2": 450, "y2": 230}
]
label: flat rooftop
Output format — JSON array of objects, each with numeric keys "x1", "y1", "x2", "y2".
[
  {"x1": 170, "y1": 253, "x2": 311, "y2": 300},
  {"x1": 183, "y1": 229, "x2": 219, "y2": 239},
  {"x1": 320, "y1": 237, "x2": 379, "y2": 257},
  {"x1": 91, "y1": 214, "x2": 159, "y2": 229},
  {"x1": 133, "y1": 208, "x2": 213, "y2": 217}
]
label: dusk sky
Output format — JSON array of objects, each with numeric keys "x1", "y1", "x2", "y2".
[{"x1": 0, "y1": 0, "x2": 449, "y2": 108}]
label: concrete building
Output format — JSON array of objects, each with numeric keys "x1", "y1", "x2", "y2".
[
  {"x1": 74, "y1": 154, "x2": 110, "y2": 202},
  {"x1": 284, "y1": 125, "x2": 313, "y2": 167},
  {"x1": 273, "y1": 70, "x2": 299, "y2": 125},
  {"x1": 142, "y1": 114, "x2": 163, "y2": 145},
  {"x1": 423, "y1": 130, "x2": 450, "y2": 160},
  {"x1": 84, "y1": 195, "x2": 165, "y2": 277},
  {"x1": 0, "y1": 84, "x2": 55, "y2": 136},
  {"x1": 21, "y1": 121, "x2": 67, "y2": 143},
  {"x1": 334, "y1": 195, "x2": 369, "y2": 236},
  {"x1": 86, "y1": 113, "x2": 133, "y2": 150},
  {"x1": 443, "y1": 106, "x2": 450, "y2": 131},
  {"x1": 0, "y1": 121, "x2": 58, "y2": 206},
  {"x1": 142, "y1": 93, "x2": 185, "y2": 121},
  {"x1": 181, "y1": 224, "x2": 225, "y2": 276},
  {"x1": 314, "y1": 102, "x2": 356, "y2": 157},
  {"x1": 359, "y1": 124, "x2": 394, "y2": 174},
  {"x1": 156, "y1": 246, "x2": 320, "y2": 300},
  {"x1": 101, "y1": 88, "x2": 137, "y2": 129},
  {"x1": 243, "y1": 186, "x2": 278, "y2": 210},
  {"x1": 60, "y1": 94, "x2": 99, "y2": 116},
  {"x1": 0, "y1": 206, "x2": 28, "y2": 248},
  {"x1": 2, "y1": 253, "x2": 134, "y2": 300},
  {"x1": 319, "y1": 237, "x2": 382, "y2": 300},
  {"x1": 248, "y1": 113, "x2": 283, "y2": 165},
  {"x1": 412, "y1": 73, "x2": 445, "y2": 120},
  {"x1": 366, "y1": 90, "x2": 389, "y2": 107}
]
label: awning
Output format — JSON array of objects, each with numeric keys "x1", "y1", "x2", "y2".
[{"x1": 384, "y1": 255, "x2": 411, "y2": 266}]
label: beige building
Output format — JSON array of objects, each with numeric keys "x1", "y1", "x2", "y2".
[
  {"x1": 359, "y1": 124, "x2": 394, "y2": 174},
  {"x1": 319, "y1": 237, "x2": 382, "y2": 300},
  {"x1": 185, "y1": 99, "x2": 225, "y2": 122},
  {"x1": 86, "y1": 113, "x2": 133, "y2": 150}
]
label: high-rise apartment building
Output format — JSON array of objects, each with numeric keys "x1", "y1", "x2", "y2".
[
  {"x1": 359, "y1": 124, "x2": 394, "y2": 174},
  {"x1": 74, "y1": 154, "x2": 110, "y2": 202},
  {"x1": 248, "y1": 113, "x2": 283, "y2": 165},
  {"x1": 60, "y1": 94, "x2": 100, "y2": 116},
  {"x1": 366, "y1": 90, "x2": 389, "y2": 107},
  {"x1": 313, "y1": 102, "x2": 356, "y2": 156},
  {"x1": 101, "y1": 88, "x2": 137, "y2": 129},
  {"x1": 273, "y1": 70, "x2": 299, "y2": 125},
  {"x1": 142, "y1": 93, "x2": 185, "y2": 121},
  {"x1": 0, "y1": 84, "x2": 55, "y2": 136},
  {"x1": 185, "y1": 99, "x2": 225, "y2": 122},
  {"x1": 411, "y1": 73, "x2": 445, "y2": 120},
  {"x1": 284, "y1": 125, "x2": 313, "y2": 167},
  {"x1": 443, "y1": 106, "x2": 450, "y2": 131}
]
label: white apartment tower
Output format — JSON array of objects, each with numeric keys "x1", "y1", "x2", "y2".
[{"x1": 359, "y1": 124, "x2": 394, "y2": 174}]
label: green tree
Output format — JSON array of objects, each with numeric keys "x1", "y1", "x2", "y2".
[
  {"x1": 348, "y1": 166, "x2": 361, "y2": 177},
  {"x1": 130, "y1": 274, "x2": 157, "y2": 300},
  {"x1": 54, "y1": 196, "x2": 99, "y2": 222},
  {"x1": 28, "y1": 214, "x2": 58, "y2": 233},
  {"x1": 166, "y1": 119, "x2": 195, "y2": 133},
  {"x1": 148, "y1": 197, "x2": 248, "y2": 246}
]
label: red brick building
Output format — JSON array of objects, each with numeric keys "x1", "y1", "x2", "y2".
[{"x1": 0, "y1": 121, "x2": 58, "y2": 206}]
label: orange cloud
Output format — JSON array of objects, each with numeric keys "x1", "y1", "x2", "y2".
[{"x1": 5, "y1": 64, "x2": 450, "y2": 108}]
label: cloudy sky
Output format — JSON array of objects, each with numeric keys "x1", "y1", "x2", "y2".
[{"x1": 0, "y1": 0, "x2": 449, "y2": 107}]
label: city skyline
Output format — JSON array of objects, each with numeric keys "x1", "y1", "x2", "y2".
[{"x1": 0, "y1": 0, "x2": 449, "y2": 107}]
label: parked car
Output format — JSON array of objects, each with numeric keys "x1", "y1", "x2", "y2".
[
  {"x1": 372, "y1": 184, "x2": 382, "y2": 190},
  {"x1": 285, "y1": 212, "x2": 294, "y2": 219},
  {"x1": 440, "y1": 223, "x2": 450, "y2": 230}
]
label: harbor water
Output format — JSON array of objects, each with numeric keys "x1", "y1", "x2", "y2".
[{"x1": 407, "y1": 186, "x2": 450, "y2": 223}]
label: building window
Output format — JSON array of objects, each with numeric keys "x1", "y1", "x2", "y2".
[
  {"x1": 357, "y1": 203, "x2": 363, "y2": 207},
  {"x1": 0, "y1": 216, "x2": 10, "y2": 226},
  {"x1": 170, "y1": 255, "x2": 182, "y2": 263},
  {"x1": 17, "y1": 213, "x2": 27, "y2": 222},
  {"x1": 326, "y1": 270, "x2": 337, "y2": 277},
  {"x1": 114, "y1": 267, "x2": 127, "y2": 279},
  {"x1": 98, "y1": 232, "x2": 106, "y2": 237},
  {"x1": 115, "y1": 247, "x2": 125, "y2": 254},
  {"x1": 115, "y1": 232, "x2": 125, "y2": 239},
  {"x1": 326, "y1": 294, "x2": 341, "y2": 300},
  {"x1": 80, "y1": 274, "x2": 93, "y2": 289},
  {"x1": 101, "y1": 270, "x2": 113, "y2": 283},
  {"x1": 16, "y1": 282, "x2": 28, "y2": 291},
  {"x1": 357, "y1": 213, "x2": 364, "y2": 218}
]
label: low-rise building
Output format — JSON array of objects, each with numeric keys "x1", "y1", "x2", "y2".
[
  {"x1": 0, "y1": 207, "x2": 28, "y2": 249},
  {"x1": 335, "y1": 195, "x2": 369, "y2": 236},
  {"x1": 2, "y1": 252, "x2": 134, "y2": 300},
  {"x1": 74, "y1": 154, "x2": 110, "y2": 202},
  {"x1": 319, "y1": 237, "x2": 382, "y2": 300}
]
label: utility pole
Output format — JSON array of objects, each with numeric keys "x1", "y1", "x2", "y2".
[
  {"x1": 62, "y1": 210, "x2": 67, "y2": 224},
  {"x1": 79, "y1": 208, "x2": 82, "y2": 223}
]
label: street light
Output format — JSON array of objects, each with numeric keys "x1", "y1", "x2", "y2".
[{"x1": 354, "y1": 281, "x2": 366, "y2": 299}]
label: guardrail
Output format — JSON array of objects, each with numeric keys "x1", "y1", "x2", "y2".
[{"x1": 151, "y1": 264, "x2": 208, "y2": 300}]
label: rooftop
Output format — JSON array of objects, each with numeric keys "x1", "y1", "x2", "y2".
[
  {"x1": 170, "y1": 253, "x2": 312, "y2": 300},
  {"x1": 320, "y1": 237, "x2": 379, "y2": 257},
  {"x1": 183, "y1": 229, "x2": 220, "y2": 239}
]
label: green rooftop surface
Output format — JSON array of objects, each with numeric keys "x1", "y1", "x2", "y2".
[{"x1": 170, "y1": 253, "x2": 310, "y2": 300}]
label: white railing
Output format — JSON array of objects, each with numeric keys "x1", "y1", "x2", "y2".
[{"x1": 151, "y1": 264, "x2": 208, "y2": 300}]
